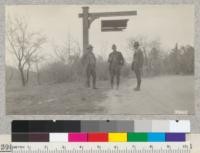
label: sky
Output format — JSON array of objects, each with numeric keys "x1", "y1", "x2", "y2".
[{"x1": 6, "y1": 5, "x2": 194, "y2": 65}]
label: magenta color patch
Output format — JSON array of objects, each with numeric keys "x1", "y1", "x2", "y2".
[{"x1": 68, "y1": 133, "x2": 88, "y2": 142}]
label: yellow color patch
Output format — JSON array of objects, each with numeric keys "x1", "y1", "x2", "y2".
[{"x1": 108, "y1": 133, "x2": 127, "y2": 142}]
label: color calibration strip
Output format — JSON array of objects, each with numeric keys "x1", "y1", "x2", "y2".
[
  {"x1": 12, "y1": 120, "x2": 190, "y2": 142},
  {"x1": 12, "y1": 132, "x2": 186, "y2": 142}
]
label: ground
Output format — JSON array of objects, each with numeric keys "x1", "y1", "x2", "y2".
[{"x1": 6, "y1": 75, "x2": 194, "y2": 115}]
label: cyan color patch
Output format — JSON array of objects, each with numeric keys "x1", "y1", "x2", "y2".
[{"x1": 148, "y1": 133, "x2": 165, "y2": 142}]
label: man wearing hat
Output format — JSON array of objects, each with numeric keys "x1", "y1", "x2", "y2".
[
  {"x1": 108, "y1": 44, "x2": 124, "y2": 89},
  {"x1": 82, "y1": 44, "x2": 97, "y2": 89},
  {"x1": 132, "y1": 41, "x2": 144, "y2": 91}
]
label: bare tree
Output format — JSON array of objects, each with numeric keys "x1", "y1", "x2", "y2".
[
  {"x1": 6, "y1": 17, "x2": 46, "y2": 86},
  {"x1": 53, "y1": 33, "x2": 81, "y2": 64},
  {"x1": 48, "y1": 35, "x2": 83, "y2": 83}
]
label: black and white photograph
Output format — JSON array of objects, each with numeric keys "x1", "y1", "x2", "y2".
[{"x1": 5, "y1": 5, "x2": 194, "y2": 115}]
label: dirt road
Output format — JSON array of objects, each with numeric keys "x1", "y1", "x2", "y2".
[
  {"x1": 100, "y1": 75, "x2": 194, "y2": 114},
  {"x1": 6, "y1": 75, "x2": 194, "y2": 115}
]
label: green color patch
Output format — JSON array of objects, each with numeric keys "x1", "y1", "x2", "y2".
[{"x1": 127, "y1": 133, "x2": 148, "y2": 142}]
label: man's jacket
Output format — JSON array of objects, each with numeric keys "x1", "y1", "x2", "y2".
[
  {"x1": 108, "y1": 51, "x2": 124, "y2": 68},
  {"x1": 132, "y1": 48, "x2": 144, "y2": 70},
  {"x1": 82, "y1": 51, "x2": 96, "y2": 66}
]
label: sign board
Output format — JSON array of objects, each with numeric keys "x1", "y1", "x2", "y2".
[{"x1": 101, "y1": 19, "x2": 129, "y2": 32}]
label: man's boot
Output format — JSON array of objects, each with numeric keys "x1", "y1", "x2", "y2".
[
  {"x1": 134, "y1": 82, "x2": 141, "y2": 91},
  {"x1": 134, "y1": 86, "x2": 140, "y2": 91},
  {"x1": 93, "y1": 83, "x2": 97, "y2": 89}
]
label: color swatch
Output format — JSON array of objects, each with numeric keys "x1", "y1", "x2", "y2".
[
  {"x1": 68, "y1": 133, "x2": 87, "y2": 142},
  {"x1": 165, "y1": 133, "x2": 186, "y2": 142},
  {"x1": 88, "y1": 133, "x2": 108, "y2": 142},
  {"x1": 108, "y1": 133, "x2": 127, "y2": 142},
  {"x1": 148, "y1": 133, "x2": 165, "y2": 142},
  {"x1": 127, "y1": 132, "x2": 148, "y2": 142},
  {"x1": 49, "y1": 133, "x2": 68, "y2": 142}
]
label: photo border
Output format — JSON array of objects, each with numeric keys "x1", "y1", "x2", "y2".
[{"x1": 0, "y1": 0, "x2": 200, "y2": 134}]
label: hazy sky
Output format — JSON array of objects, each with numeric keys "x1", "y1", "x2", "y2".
[{"x1": 6, "y1": 5, "x2": 194, "y2": 65}]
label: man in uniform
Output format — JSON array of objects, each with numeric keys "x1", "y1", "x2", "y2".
[
  {"x1": 82, "y1": 44, "x2": 97, "y2": 89},
  {"x1": 132, "y1": 41, "x2": 144, "y2": 91},
  {"x1": 108, "y1": 44, "x2": 124, "y2": 89}
]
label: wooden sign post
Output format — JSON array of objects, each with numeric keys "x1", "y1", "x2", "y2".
[{"x1": 79, "y1": 7, "x2": 137, "y2": 53}]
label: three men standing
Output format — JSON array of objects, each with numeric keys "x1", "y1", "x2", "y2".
[
  {"x1": 108, "y1": 44, "x2": 124, "y2": 89},
  {"x1": 82, "y1": 42, "x2": 144, "y2": 91}
]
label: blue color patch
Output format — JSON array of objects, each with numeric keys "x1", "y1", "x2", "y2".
[{"x1": 148, "y1": 133, "x2": 165, "y2": 142}]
